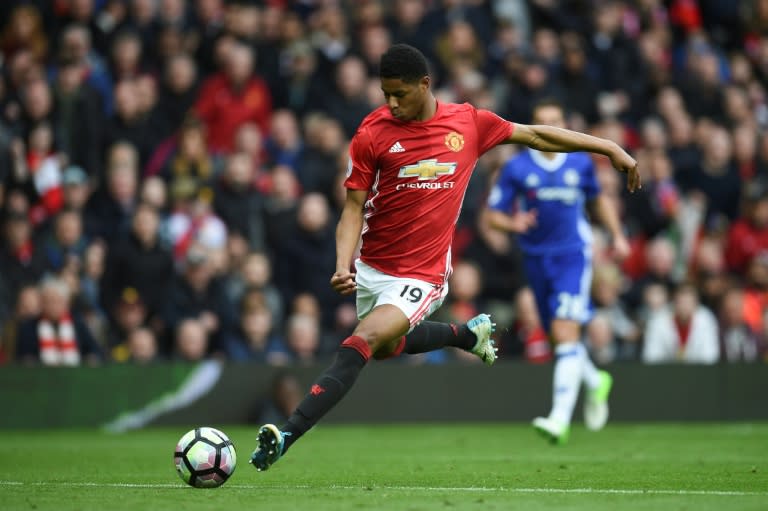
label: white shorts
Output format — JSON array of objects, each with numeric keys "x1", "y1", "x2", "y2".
[{"x1": 354, "y1": 259, "x2": 448, "y2": 332}]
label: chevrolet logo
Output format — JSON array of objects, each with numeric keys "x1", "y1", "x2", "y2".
[{"x1": 398, "y1": 159, "x2": 457, "y2": 180}]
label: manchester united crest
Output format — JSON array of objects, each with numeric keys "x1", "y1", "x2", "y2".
[{"x1": 445, "y1": 131, "x2": 465, "y2": 152}]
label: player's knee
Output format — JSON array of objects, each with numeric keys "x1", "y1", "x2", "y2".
[
  {"x1": 349, "y1": 328, "x2": 388, "y2": 352},
  {"x1": 550, "y1": 320, "x2": 581, "y2": 343}
]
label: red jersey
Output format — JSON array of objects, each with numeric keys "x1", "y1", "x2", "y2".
[{"x1": 345, "y1": 102, "x2": 514, "y2": 284}]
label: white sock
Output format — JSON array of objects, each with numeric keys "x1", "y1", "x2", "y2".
[
  {"x1": 579, "y1": 343, "x2": 601, "y2": 389},
  {"x1": 549, "y1": 342, "x2": 583, "y2": 425}
]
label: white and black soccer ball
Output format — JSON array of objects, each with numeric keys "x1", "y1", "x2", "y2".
[{"x1": 174, "y1": 427, "x2": 237, "y2": 488}]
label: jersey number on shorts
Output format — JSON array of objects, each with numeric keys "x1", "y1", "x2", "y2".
[
  {"x1": 555, "y1": 292, "x2": 584, "y2": 319},
  {"x1": 400, "y1": 285, "x2": 423, "y2": 303}
]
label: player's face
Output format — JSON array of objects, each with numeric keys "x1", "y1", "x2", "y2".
[
  {"x1": 381, "y1": 77, "x2": 429, "y2": 121},
  {"x1": 532, "y1": 105, "x2": 566, "y2": 128}
]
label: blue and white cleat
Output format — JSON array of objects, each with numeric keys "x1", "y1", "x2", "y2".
[
  {"x1": 467, "y1": 313, "x2": 497, "y2": 366},
  {"x1": 249, "y1": 424, "x2": 286, "y2": 472}
]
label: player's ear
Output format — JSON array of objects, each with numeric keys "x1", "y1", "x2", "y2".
[{"x1": 419, "y1": 75, "x2": 430, "y2": 91}]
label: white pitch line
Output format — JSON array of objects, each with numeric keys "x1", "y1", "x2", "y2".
[{"x1": 0, "y1": 481, "x2": 765, "y2": 497}]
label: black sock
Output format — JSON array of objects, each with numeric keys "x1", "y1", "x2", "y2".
[
  {"x1": 403, "y1": 321, "x2": 476, "y2": 354},
  {"x1": 280, "y1": 337, "x2": 369, "y2": 452}
]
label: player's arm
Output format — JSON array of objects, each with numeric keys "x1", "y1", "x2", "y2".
[
  {"x1": 331, "y1": 188, "x2": 368, "y2": 295},
  {"x1": 587, "y1": 195, "x2": 630, "y2": 259},
  {"x1": 484, "y1": 208, "x2": 537, "y2": 234},
  {"x1": 507, "y1": 124, "x2": 641, "y2": 192}
]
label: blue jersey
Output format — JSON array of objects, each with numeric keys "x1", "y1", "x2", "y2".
[{"x1": 487, "y1": 149, "x2": 600, "y2": 255}]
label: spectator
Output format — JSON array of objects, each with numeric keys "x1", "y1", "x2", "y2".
[
  {"x1": 156, "y1": 53, "x2": 199, "y2": 140},
  {"x1": 584, "y1": 312, "x2": 618, "y2": 365},
  {"x1": 273, "y1": 193, "x2": 339, "y2": 328},
  {"x1": 61, "y1": 165, "x2": 94, "y2": 213},
  {"x1": 283, "y1": 313, "x2": 322, "y2": 365},
  {"x1": 16, "y1": 276, "x2": 101, "y2": 366},
  {"x1": 213, "y1": 152, "x2": 267, "y2": 251},
  {"x1": 107, "y1": 287, "x2": 149, "y2": 357},
  {"x1": 33, "y1": 208, "x2": 89, "y2": 275},
  {"x1": 173, "y1": 317, "x2": 209, "y2": 361},
  {"x1": 56, "y1": 24, "x2": 113, "y2": 114},
  {"x1": 167, "y1": 183, "x2": 227, "y2": 264},
  {"x1": 0, "y1": 284, "x2": 41, "y2": 363},
  {"x1": 296, "y1": 115, "x2": 346, "y2": 202},
  {"x1": 85, "y1": 142, "x2": 140, "y2": 243},
  {"x1": 194, "y1": 41, "x2": 272, "y2": 153},
  {"x1": 322, "y1": 55, "x2": 374, "y2": 138},
  {"x1": 0, "y1": 211, "x2": 44, "y2": 297},
  {"x1": 225, "y1": 251, "x2": 284, "y2": 329},
  {"x1": 224, "y1": 295, "x2": 286, "y2": 363},
  {"x1": 273, "y1": 41, "x2": 325, "y2": 117},
  {"x1": 164, "y1": 246, "x2": 231, "y2": 354},
  {"x1": 591, "y1": 263, "x2": 640, "y2": 361},
  {"x1": 161, "y1": 117, "x2": 219, "y2": 194},
  {"x1": 725, "y1": 186, "x2": 768, "y2": 274},
  {"x1": 265, "y1": 109, "x2": 303, "y2": 170},
  {"x1": 103, "y1": 79, "x2": 156, "y2": 167},
  {"x1": 719, "y1": 286, "x2": 765, "y2": 363},
  {"x1": 125, "y1": 326, "x2": 160, "y2": 364},
  {"x1": 53, "y1": 59, "x2": 105, "y2": 177},
  {"x1": 642, "y1": 283, "x2": 720, "y2": 364},
  {"x1": 625, "y1": 236, "x2": 680, "y2": 312},
  {"x1": 102, "y1": 202, "x2": 174, "y2": 327},
  {"x1": 0, "y1": 4, "x2": 48, "y2": 61},
  {"x1": 689, "y1": 125, "x2": 741, "y2": 224}
]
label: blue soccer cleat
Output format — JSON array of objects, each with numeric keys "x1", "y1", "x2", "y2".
[
  {"x1": 249, "y1": 424, "x2": 286, "y2": 472},
  {"x1": 467, "y1": 313, "x2": 498, "y2": 365}
]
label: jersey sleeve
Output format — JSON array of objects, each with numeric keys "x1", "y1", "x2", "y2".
[
  {"x1": 487, "y1": 162, "x2": 518, "y2": 212},
  {"x1": 474, "y1": 107, "x2": 515, "y2": 155},
  {"x1": 581, "y1": 155, "x2": 601, "y2": 199},
  {"x1": 344, "y1": 127, "x2": 376, "y2": 190}
]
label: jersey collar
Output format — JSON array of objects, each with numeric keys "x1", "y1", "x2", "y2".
[{"x1": 528, "y1": 149, "x2": 567, "y2": 172}]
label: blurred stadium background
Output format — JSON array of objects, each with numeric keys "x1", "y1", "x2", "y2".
[{"x1": 0, "y1": 0, "x2": 766, "y2": 426}]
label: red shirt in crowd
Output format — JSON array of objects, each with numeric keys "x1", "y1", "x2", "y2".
[
  {"x1": 194, "y1": 74, "x2": 272, "y2": 153},
  {"x1": 725, "y1": 219, "x2": 768, "y2": 274}
]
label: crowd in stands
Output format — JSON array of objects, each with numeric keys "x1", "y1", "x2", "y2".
[{"x1": 0, "y1": 0, "x2": 766, "y2": 366}]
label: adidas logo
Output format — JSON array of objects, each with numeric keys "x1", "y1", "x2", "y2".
[{"x1": 389, "y1": 141, "x2": 406, "y2": 153}]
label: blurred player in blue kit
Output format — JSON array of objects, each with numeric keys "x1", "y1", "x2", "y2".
[{"x1": 486, "y1": 99, "x2": 631, "y2": 444}]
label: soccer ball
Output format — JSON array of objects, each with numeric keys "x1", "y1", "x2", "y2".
[{"x1": 174, "y1": 427, "x2": 237, "y2": 488}]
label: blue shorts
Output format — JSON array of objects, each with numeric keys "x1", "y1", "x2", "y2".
[{"x1": 523, "y1": 249, "x2": 593, "y2": 329}]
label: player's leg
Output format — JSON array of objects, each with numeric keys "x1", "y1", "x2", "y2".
[
  {"x1": 372, "y1": 277, "x2": 496, "y2": 364},
  {"x1": 531, "y1": 251, "x2": 597, "y2": 444},
  {"x1": 250, "y1": 304, "x2": 409, "y2": 471}
]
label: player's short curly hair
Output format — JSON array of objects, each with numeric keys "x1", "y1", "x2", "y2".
[{"x1": 379, "y1": 44, "x2": 429, "y2": 83}]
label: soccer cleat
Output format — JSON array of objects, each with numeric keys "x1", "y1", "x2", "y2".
[
  {"x1": 532, "y1": 416, "x2": 570, "y2": 445},
  {"x1": 467, "y1": 313, "x2": 497, "y2": 366},
  {"x1": 584, "y1": 370, "x2": 613, "y2": 431},
  {"x1": 249, "y1": 424, "x2": 286, "y2": 472}
]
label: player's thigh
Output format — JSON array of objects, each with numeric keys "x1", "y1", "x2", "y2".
[
  {"x1": 523, "y1": 256, "x2": 552, "y2": 328},
  {"x1": 547, "y1": 250, "x2": 592, "y2": 331},
  {"x1": 353, "y1": 304, "x2": 412, "y2": 350},
  {"x1": 353, "y1": 260, "x2": 447, "y2": 346}
]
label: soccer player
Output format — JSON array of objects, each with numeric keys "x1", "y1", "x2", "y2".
[
  {"x1": 485, "y1": 99, "x2": 630, "y2": 444},
  {"x1": 250, "y1": 45, "x2": 639, "y2": 471}
]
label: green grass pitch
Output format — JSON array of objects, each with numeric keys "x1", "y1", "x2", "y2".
[{"x1": 1, "y1": 424, "x2": 766, "y2": 510}]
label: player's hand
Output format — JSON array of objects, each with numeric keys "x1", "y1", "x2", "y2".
[
  {"x1": 610, "y1": 148, "x2": 641, "y2": 193},
  {"x1": 612, "y1": 234, "x2": 631, "y2": 261},
  {"x1": 331, "y1": 269, "x2": 357, "y2": 295},
  {"x1": 510, "y1": 210, "x2": 537, "y2": 233}
]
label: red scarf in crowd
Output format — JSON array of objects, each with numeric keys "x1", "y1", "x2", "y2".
[{"x1": 38, "y1": 314, "x2": 79, "y2": 366}]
